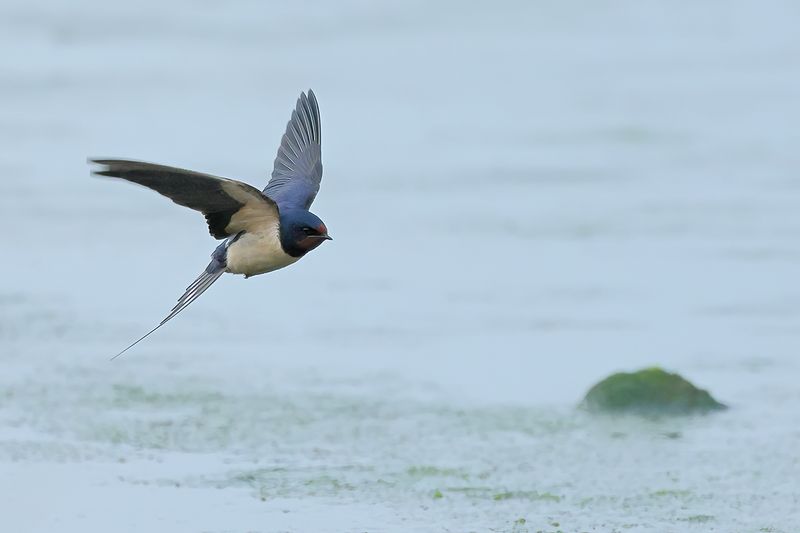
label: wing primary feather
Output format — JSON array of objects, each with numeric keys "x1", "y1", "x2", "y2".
[
  {"x1": 289, "y1": 119, "x2": 305, "y2": 148},
  {"x1": 288, "y1": 139, "x2": 303, "y2": 160},
  {"x1": 297, "y1": 97, "x2": 313, "y2": 144},
  {"x1": 300, "y1": 92, "x2": 317, "y2": 142},
  {"x1": 282, "y1": 136, "x2": 301, "y2": 158},
  {"x1": 307, "y1": 90, "x2": 320, "y2": 143},
  {"x1": 110, "y1": 269, "x2": 224, "y2": 361},
  {"x1": 294, "y1": 105, "x2": 311, "y2": 145},
  {"x1": 299, "y1": 93, "x2": 312, "y2": 139}
]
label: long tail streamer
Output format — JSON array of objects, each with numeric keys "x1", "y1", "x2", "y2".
[{"x1": 111, "y1": 269, "x2": 224, "y2": 360}]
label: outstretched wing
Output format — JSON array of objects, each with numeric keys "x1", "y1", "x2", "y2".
[
  {"x1": 90, "y1": 159, "x2": 279, "y2": 239},
  {"x1": 263, "y1": 90, "x2": 322, "y2": 210}
]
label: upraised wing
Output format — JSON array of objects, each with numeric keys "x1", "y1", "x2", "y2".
[
  {"x1": 90, "y1": 159, "x2": 279, "y2": 239},
  {"x1": 263, "y1": 90, "x2": 322, "y2": 210}
]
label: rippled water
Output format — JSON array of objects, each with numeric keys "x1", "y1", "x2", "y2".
[{"x1": 2, "y1": 1, "x2": 799, "y2": 531}]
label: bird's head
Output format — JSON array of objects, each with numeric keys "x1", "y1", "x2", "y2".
[{"x1": 279, "y1": 209, "x2": 332, "y2": 257}]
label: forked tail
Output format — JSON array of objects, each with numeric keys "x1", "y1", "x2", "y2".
[{"x1": 111, "y1": 264, "x2": 226, "y2": 360}]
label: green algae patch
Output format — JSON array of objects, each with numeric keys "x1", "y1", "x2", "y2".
[
  {"x1": 679, "y1": 514, "x2": 714, "y2": 523},
  {"x1": 650, "y1": 489, "x2": 692, "y2": 499},
  {"x1": 581, "y1": 368, "x2": 725, "y2": 415},
  {"x1": 445, "y1": 486, "x2": 493, "y2": 498},
  {"x1": 110, "y1": 383, "x2": 224, "y2": 408},
  {"x1": 492, "y1": 490, "x2": 561, "y2": 502},
  {"x1": 407, "y1": 465, "x2": 468, "y2": 479}
]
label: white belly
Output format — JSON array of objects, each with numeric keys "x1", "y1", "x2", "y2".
[{"x1": 225, "y1": 229, "x2": 299, "y2": 277}]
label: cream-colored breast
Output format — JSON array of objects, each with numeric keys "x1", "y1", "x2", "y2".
[{"x1": 225, "y1": 224, "x2": 300, "y2": 277}]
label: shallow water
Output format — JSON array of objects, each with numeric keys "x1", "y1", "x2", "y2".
[{"x1": 1, "y1": 1, "x2": 800, "y2": 531}]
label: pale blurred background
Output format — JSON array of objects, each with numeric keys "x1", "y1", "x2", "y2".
[{"x1": 1, "y1": 1, "x2": 799, "y2": 531}]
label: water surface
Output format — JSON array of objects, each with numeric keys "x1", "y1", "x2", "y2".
[{"x1": 1, "y1": 1, "x2": 799, "y2": 531}]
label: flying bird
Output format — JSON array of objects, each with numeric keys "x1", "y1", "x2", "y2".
[{"x1": 91, "y1": 90, "x2": 330, "y2": 359}]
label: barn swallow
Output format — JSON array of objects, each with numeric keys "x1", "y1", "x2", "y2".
[{"x1": 91, "y1": 90, "x2": 330, "y2": 359}]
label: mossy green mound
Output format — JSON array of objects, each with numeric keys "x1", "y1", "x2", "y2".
[{"x1": 582, "y1": 367, "x2": 726, "y2": 415}]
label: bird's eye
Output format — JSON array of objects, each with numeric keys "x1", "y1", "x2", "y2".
[{"x1": 302, "y1": 227, "x2": 314, "y2": 235}]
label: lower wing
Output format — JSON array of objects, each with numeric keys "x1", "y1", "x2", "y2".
[{"x1": 90, "y1": 159, "x2": 279, "y2": 239}]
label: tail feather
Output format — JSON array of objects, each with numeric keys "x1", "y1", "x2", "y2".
[{"x1": 110, "y1": 268, "x2": 224, "y2": 360}]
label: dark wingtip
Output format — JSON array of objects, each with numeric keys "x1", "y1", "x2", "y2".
[
  {"x1": 87, "y1": 159, "x2": 136, "y2": 178},
  {"x1": 88, "y1": 158, "x2": 106, "y2": 177}
]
